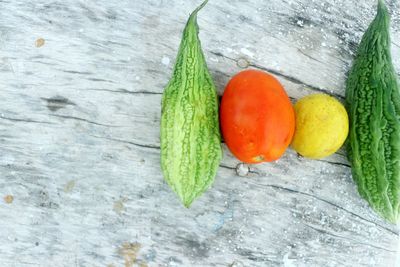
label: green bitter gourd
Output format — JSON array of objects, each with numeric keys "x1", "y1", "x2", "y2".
[
  {"x1": 160, "y1": 0, "x2": 222, "y2": 207},
  {"x1": 346, "y1": 0, "x2": 400, "y2": 223}
]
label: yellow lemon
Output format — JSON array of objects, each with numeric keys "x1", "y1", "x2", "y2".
[{"x1": 291, "y1": 93, "x2": 349, "y2": 159}]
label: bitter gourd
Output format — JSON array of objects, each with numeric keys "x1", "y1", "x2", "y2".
[
  {"x1": 346, "y1": 0, "x2": 400, "y2": 223},
  {"x1": 160, "y1": 0, "x2": 222, "y2": 207}
]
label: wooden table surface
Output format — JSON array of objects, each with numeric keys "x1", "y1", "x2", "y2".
[{"x1": 1, "y1": 0, "x2": 399, "y2": 266}]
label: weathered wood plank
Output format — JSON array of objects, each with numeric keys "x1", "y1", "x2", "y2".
[{"x1": 0, "y1": 0, "x2": 399, "y2": 266}]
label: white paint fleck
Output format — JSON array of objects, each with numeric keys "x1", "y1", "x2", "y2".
[
  {"x1": 226, "y1": 47, "x2": 233, "y2": 53},
  {"x1": 135, "y1": 76, "x2": 140, "y2": 81},
  {"x1": 209, "y1": 57, "x2": 219, "y2": 62},
  {"x1": 283, "y1": 252, "x2": 296, "y2": 267},
  {"x1": 240, "y1": 48, "x2": 254, "y2": 58},
  {"x1": 297, "y1": 20, "x2": 304, "y2": 27},
  {"x1": 161, "y1": 56, "x2": 170, "y2": 66}
]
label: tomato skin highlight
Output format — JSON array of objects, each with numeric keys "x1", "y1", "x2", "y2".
[{"x1": 220, "y1": 70, "x2": 295, "y2": 163}]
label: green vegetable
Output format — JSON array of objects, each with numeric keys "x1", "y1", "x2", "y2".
[
  {"x1": 160, "y1": 0, "x2": 222, "y2": 207},
  {"x1": 346, "y1": 0, "x2": 400, "y2": 223}
]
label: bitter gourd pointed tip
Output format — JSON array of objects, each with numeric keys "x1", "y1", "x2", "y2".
[
  {"x1": 184, "y1": 0, "x2": 209, "y2": 37},
  {"x1": 183, "y1": 199, "x2": 193, "y2": 208},
  {"x1": 196, "y1": 0, "x2": 209, "y2": 12},
  {"x1": 377, "y1": 0, "x2": 388, "y2": 14},
  {"x1": 189, "y1": 0, "x2": 209, "y2": 19}
]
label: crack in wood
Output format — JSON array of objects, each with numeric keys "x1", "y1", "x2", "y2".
[
  {"x1": 313, "y1": 159, "x2": 350, "y2": 168},
  {"x1": 90, "y1": 135, "x2": 161, "y2": 149},
  {"x1": 61, "y1": 69, "x2": 94, "y2": 75},
  {"x1": 219, "y1": 164, "x2": 236, "y2": 171},
  {"x1": 235, "y1": 247, "x2": 281, "y2": 264},
  {"x1": 87, "y1": 77, "x2": 116, "y2": 83},
  {"x1": 303, "y1": 223, "x2": 397, "y2": 253},
  {"x1": 392, "y1": 42, "x2": 400, "y2": 49},
  {"x1": 86, "y1": 88, "x2": 162, "y2": 95},
  {"x1": 0, "y1": 116, "x2": 54, "y2": 124},
  {"x1": 49, "y1": 114, "x2": 124, "y2": 127}
]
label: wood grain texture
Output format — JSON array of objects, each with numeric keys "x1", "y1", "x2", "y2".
[{"x1": 0, "y1": 0, "x2": 399, "y2": 266}]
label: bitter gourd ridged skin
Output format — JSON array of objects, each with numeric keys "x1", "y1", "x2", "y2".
[
  {"x1": 346, "y1": 0, "x2": 400, "y2": 223},
  {"x1": 160, "y1": 0, "x2": 222, "y2": 207}
]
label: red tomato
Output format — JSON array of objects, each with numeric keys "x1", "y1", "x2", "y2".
[{"x1": 220, "y1": 69, "x2": 295, "y2": 163}]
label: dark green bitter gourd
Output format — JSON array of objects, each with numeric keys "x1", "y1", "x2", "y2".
[
  {"x1": 160, "y1": 0, "x2": 222, "y2": 207},
  {"x1": 346, "y1": 0, "x2": 400, "y2": 223}
]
